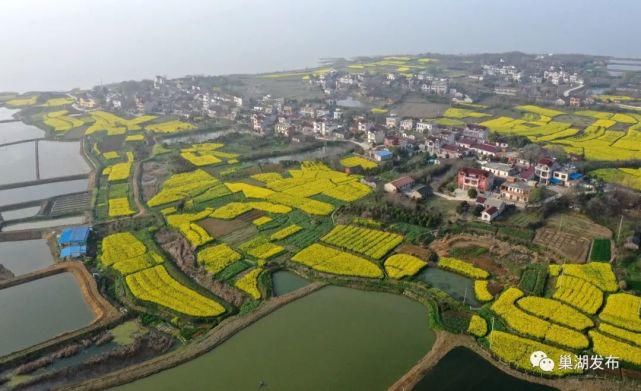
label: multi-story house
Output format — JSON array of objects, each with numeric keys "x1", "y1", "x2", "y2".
[{"x1": 457, "y1": 168, "x2": 494, "y2": 192}]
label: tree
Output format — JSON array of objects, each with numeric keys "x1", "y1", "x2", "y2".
[
  {"x1": 472, "y1": 204, "x2": 484, "y2": 217},
  {"x1": 456, "y1": 201, "x2": 470, "y2": 215},
  {"x1": 467, "y1": 188, "x2": 478, "y2": 199},
  {"x1": 547, "y1": 145, "x2": 568, "y2": 164},
  {"x1": 521, "y1": 144, "x2": 543, "y2": 164}
]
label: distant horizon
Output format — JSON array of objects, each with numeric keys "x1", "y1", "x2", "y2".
[
  {"x1": 4, "y1": 50, "x2": 638, "y2": 96},
  {"x1": 2, "y1": 0, "x2": 641, "y2": 93}
]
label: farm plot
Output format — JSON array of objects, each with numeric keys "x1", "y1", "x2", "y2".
[
  {"x1": 180, "y1": 143, "x2": 239, "y2": 166},
  {"x1": 86, "y1": 111, "x2": 156, "y2": 136},
  {"x1": 590, "y1": 239, "x2": 612, "y2": 262},
  {"x1": 321, "y1": 225, "x2": 403, "y2": 260},
  {"x1": 490, "y1": 288, "x2": 589, "y2": 350},
  {"x1": 100, "y1": 232, "x2": 225, "y2": 317},
  {"x1": 126, "y1": 265, "x2": 225, "y2": 317},
  {"x1": 291, "y1": 243, "x2": 383, "y2": 278},
  {"x1": 533, "y1": 228, "x2": 590, "y2": 263},
  {"x1": 383, "y1": 254, "x2": 427, "y2": 279}
]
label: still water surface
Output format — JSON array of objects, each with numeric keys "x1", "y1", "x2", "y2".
[
  {"x1": 119, "y1": 286, "x2": 434, "y2": 391},
  {"x1": 0, "y1": 272, "x2": 95, "y2": 356}
]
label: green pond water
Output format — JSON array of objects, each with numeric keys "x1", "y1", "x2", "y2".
[
  {"x1": 0, "y1": 272, "x2": 95, "y2": 356},
  {"x1": 271, "y1": 270, "x2": 309, "y2": 296},
  {"x1": 118, "y1": 286, "x2": 434, "y2": 391},
  {"x1": 413, "y1": 346, "x2": 556, "y2": 391},
  {"x1": 418, "y1": 268, "x2": 479, "y2": 307}
]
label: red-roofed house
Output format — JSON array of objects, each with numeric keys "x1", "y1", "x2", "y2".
[
  {"x1": 457, "y1": 168, "x2": 494, "y2": 192},
  {"x1": 384, "y1": 176, "x2": 416, "y2": 193}
]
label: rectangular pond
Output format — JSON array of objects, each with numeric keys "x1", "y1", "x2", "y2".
[
  {"x1": 0, "y1": 121, "x2": 45, "y2": 145},
  {"x1": 37, "y1": 140, "x2": 91, "y2": 179},
  {"x1": 2, "y1": 215, "x2": 86, "y2": 232},
  {"x1": 0, "y1": 239, "x2": 54, "y2": 276},
  {"x1": 0, "y1": 206, "x2": 41, "y2": 221},
  {"x1": 0, "y1": 142, "x2": 37, "y2": 186},
  {"x1": 0, "y1": 179, "x2": 88, "y2": 208},
  {"x1": 0, "y1": 272, "x2": 95, "y2": 356}
]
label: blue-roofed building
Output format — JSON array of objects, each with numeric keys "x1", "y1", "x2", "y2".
[
  {"x1": 373, "y1": 149, "x2": 393, "y2": 162},
  {"x1": 58, "y1": 226, "x2": 91, "y2": 247},
  {"x1": 58, "y1": 226, "x2": 91, "y2": 259},
  {"x1": 60, "y1": 245, "x2": 87, "y2": 259}
]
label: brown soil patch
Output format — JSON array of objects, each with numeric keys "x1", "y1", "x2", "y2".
[
  {"x1": 534, "y1": 227, "x2": 590, "y2": 263},
  {"x1": 98, "y1": 135, "x2": 125, "y2": 152},
  {"x1": 198, "y1": 218, "x2": 248, "y2": 237},
  {"x1": 396, "y1": 244, "x2": 433, "y2": 260},
  {"x1": 141, "y1": 161, "x2": 170, "y2": 202}
]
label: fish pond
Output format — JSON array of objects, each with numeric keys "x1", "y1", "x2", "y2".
[
  {"x1": 0, "y1": 239, "x2": 54, "y2": 276},
  {"x1": 0, "y1": 272, "x2": 95, "y2": 356},
  {"x1": 418, "y1": 267, "x2": 479, "y2": 307},
  {"x1": 119, "y1": 286, "x2": 434, "y2": 391},
  {"x1": 413, "y1": 346, "x2": 556, "y2": 391}
]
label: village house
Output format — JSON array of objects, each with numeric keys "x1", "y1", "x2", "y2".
[
  {"x1": 367, "y1": 129, "x2": 385, "y2": 144},
  {"x1": 500, "y1": 179, "x2": 532, "y2": 203},
  {"x1": 457, "y1": 167, "x2": 494, "y2": 192},
  {"x1": 482, "y1": 162, "x2": 516, "y2": 178},
  {"x1": 373, "y1": 149, "x2": 393, "y2": 162},
  {"x1": 463, "y1": 124, "x2": 489, "y2": 142},
  {"x1": 551, "y1": 167, "x2": 583, "y2": 187},
  {"x1": 470, "y1": 143, "x2": 499, "y2": 158},
  {"x1": 385, "y1": 114, "x2": 399, "y2": 128},
  {"x1": 400, "y1": 118, "x2": 414, "y2": 131},
  {"x1": 437, "y1": 143, "x2": 467, "y2": 159},
  {"x1": 535, "y1": 158, "x2": 560, "y2": 185},
  {"x1": 357, "y1": 121, "x2": 373, "y2": 133},
  {"x1": 384, "y1": 176, "x2": 415, "y2": 193},
  {"x1": 569, "y1": 96, "x2": 581, "y2": 107},
  {"x1": 415, "y1": 120, "x2": 432, "y2": 133},
  {"x1": 408, "y1": 185, "x2": 431, "y2": 200}
]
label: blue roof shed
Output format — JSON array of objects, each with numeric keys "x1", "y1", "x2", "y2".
[
  {"x1": 60, "y1": 245, "x2": 87, "y2": 259},
  {"x1": 58, "y1": 226, "x2": 91, "y2": 246}
]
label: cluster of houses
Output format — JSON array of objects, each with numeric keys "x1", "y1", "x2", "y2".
[{"x1": 381, "y1": 142, "x2": 583, "y2": 223}]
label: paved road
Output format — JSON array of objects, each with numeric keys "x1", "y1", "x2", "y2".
[{"x1": 563, "y1": 83, "x2": 584, "y2": 97}]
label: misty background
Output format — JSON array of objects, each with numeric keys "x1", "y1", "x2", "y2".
[{"x1": 2, "y1": 0, "x2": 641, "y2": 93}]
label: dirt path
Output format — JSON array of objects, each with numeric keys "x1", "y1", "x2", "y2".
[{"x1": 132, "y1": 161, "x2": 147, "y2": 218}]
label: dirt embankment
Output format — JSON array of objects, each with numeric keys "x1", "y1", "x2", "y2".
[
  {"x1": 64, "y1": 282, "x2": 326, "y2": 391},
  {"x1": 155, "y1": 228, "x2": 246, "y2": 307}
]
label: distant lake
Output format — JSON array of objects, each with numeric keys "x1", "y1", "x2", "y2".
[{"x1": 0, "y1": 107, "x2": 18, "y2": 121}]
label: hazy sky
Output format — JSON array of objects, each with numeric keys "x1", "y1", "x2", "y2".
[{"x1": 2, "y1": 0, "x2": 641, "y2": 92}]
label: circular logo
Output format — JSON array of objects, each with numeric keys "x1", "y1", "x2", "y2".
[
  {"x1": 530, "y1": 351, "x2": 547, "y2": 367},
  {"x1": 539, "y1": 357, "x2": 555, "y2": 372}
]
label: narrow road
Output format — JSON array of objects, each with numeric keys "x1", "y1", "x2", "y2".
[
  {"x1": 132, "y1": 161, "x2": 147, "y2": 218},
  {"x1": 563, "y1": 83, "x2": 584, "y2": 97}
]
